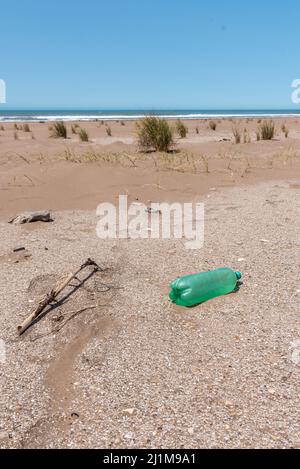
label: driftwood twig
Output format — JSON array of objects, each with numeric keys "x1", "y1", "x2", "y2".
[
  {"x1": 18, "y1": 258, "x2": 101, "y2": 336},
  {"x1": 30, "y1": 305, "x2": 98, "y2": 342}
]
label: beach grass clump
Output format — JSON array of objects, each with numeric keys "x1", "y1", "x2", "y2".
[
  {"x1": 50, "y1": 121, "x2": 67, "y2": 139},
  {"x1": 23, "y1": 123, "x2": 31, "y2": 132},
  {"x1": 14, "y1": 123, "x2": 19, "y2": 130},
  {"x1": 106, "y1": 126, "x2": 112, "y2": 137},
  {"x1": 232, "y1": 127, "x2": 241, "y2": 144},
  {"x1": 14, "y1": 131, "x2": 18, "y2": 140},
  {"x1": 136, "y1": 116, "x2": 174, "y2": 153},
  {"x1": 78, "y1": 127, "x2": 89, "y2": 142},
  {"x1": 0, "y1": 125, "x2": 4, "y2": 131},
  {"x1": 195, "y1": 127, "x2": 199, "y2": 134},
  {"x1": 175, "y1": 119, "x2": 188, "y2": 138},
  {"x1": 259, "y1": 120, "x2": 275, "y2": 140},
  {"x1": 209, "y1": 120, "x2": 217, "y2": 131}
]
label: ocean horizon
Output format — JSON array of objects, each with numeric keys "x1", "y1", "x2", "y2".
[{"x1": 1, "y1": 109, "x2": 300, "y2": 122}]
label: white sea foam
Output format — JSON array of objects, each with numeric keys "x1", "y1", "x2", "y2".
[{"x1": 0, "y1": 112, "x2": 299, "y2": 122}]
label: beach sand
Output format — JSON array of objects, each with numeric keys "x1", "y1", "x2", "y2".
[{"x1": 0, "y1": 118, "x2": 299, "y2": 448}]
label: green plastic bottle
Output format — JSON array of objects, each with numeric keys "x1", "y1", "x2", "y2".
[{"x1": 169, "y1": 268, "x2": 242, "y2": 307}]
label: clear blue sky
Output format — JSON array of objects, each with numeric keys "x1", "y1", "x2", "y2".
[{"x1": 1, "y1": 0, "x2": 299, "y2": 109}]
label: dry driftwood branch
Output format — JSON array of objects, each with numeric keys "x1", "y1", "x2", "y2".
[
  {"x1": 9, "y1": 210, "x2": 53, "y2": 225},
  {"x1": 18, "y1": 258, "x2": 101, "y2": 336}
]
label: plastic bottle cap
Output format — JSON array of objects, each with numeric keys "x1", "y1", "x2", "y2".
[{"x1": 235, "y1": 272, "x2": 242, "y2": 280}]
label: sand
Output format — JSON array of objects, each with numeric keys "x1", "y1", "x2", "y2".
[
  {"x1": 1, "y1": 118, "x2": 300, "y2": 219},
  {"x1": 0, "y1": 118, "x2": 299, "y2": 449}
]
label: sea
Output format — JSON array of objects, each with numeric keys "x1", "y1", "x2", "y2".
[{"x1": 0, "y1": 109, "x2": 300, "y2": 122}]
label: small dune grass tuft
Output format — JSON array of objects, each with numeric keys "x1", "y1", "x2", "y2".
[
  {"x1": 106, "y1": 126, "x2": 112, "y2": 137},
  {"x1": 23, "y1": 123, "x2": 31, "y2": 132},
  {"x1": 50, "y1": 121, "x2": 67, "y2": 139},
  {"x1": 281, "y1": 124, "x2": 289, "y2": 138},
  {"x1": 78, "y1": 127, "x2": 89, "y2": 142},
  {"x1": 175, "y1": 119, "x2": 188, "y2": 138},
  {"x1": 209, "y1": 120, "x2": 217, "y2": 131},
  {"x1": 71, "y1": 124, "x2": 80, "y2": 134},
  {"x1": 259, "y1": 120, "x2": 275, "y2": 140},
  {"x1": 232, "y1": 127, "x2": 241, "y2": 144}
]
